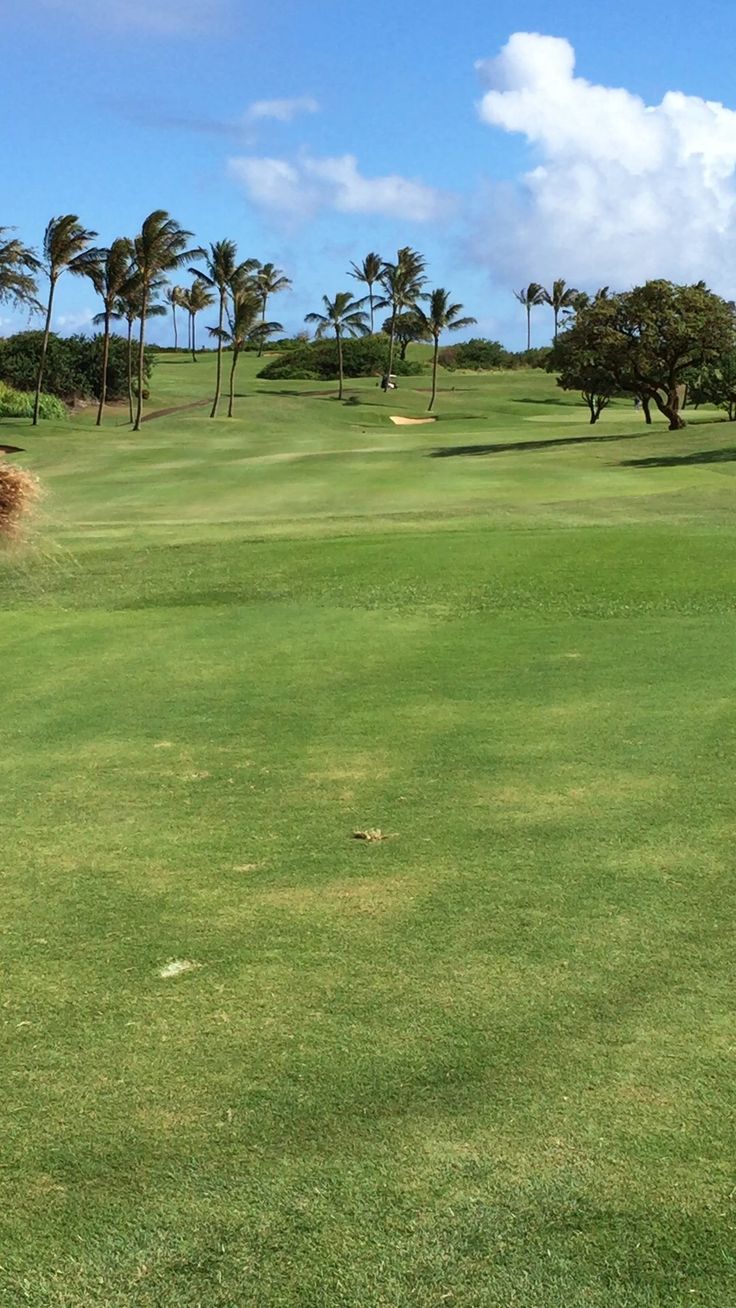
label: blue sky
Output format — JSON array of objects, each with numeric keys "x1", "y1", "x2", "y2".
[{"x1": 5, "y1": 0, "x2": 736, "y2": 347}]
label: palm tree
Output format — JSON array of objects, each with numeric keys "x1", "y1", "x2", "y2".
[
  {"x1": 209, "y1": 290, "x2": 282, "y2": 418},
  {"x1": 256, "y1": 262, "x2": 291, "y2": 355},
  {"x1": 413, "y1": 288, "x2": 477, "y2": 412},
  {"x1": 305, "y1": 291, "x2": 369, "y2": 399},
  {"x1": 192, "y1": 242, "x2": 260, "y2": 417},
  {"x1": 165, "y1": 285, "x2": 185, "y2": 351},
  {"x1": 543, "y1": 279, "x2": 579, "y2": 340},
  {"x1": 95, "y1": 279, "x2": 166, "y2": 423},
  {"x1": 379, "y1": 247, "x2": 427, "y2": 385},
  {"x1": 90, "y1": 238, "x2": 134, "y2": 426},
  {"x1": 181, "y1": 280, "x2": 215, "y2": 362},
  {"x1": 514, "y1": 282, "x2": 545, "y2": 352},
  {"x1": 348, "y1": 252, "x2": 386, "y2": 333},
  {"x1": 0, "y1": 228, "x2": 40, "y2": 311},
  {"x1": 33, "y1": 215, "x2": 100, "y2": 425},
  {"x1": 131, "y1": 210, "x2": 198, "y2": 430}
]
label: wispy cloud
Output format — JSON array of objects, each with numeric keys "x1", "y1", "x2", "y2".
[
  {"x1": 472, "y1": 31, "x2": 736, "y2": 289},
  {"x1": 228, "y1": 152, "x2": 453, "y2": 225},
  {"x1": 245, "y1": 97, "x2": 320, "y2": 124},
  {"x1": 38, "y1": 0, "x2": 227, "y2": 36},
  {"x1": 55, "y1": 309, "x2": 94, "y2": 333}
]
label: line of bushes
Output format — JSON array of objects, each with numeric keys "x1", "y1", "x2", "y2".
[
  {"x1": 438, "y1": 339, "x2": 552, "y2": 371},
  {"x1": 257, "y1": 334, "x2": 424, "y2": 382},
  {"x1": 0, "y1": 332, "x2": 155, "y2": 402}
]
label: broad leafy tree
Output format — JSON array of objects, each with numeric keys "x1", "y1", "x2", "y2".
[
  {"x1": 349, "y1": 252, "x2": 386, "y2": 333},
  {"x1": 131, "y1": 211, "x2": 198, "y2": 429},
  {"x1": 381, "y1": 310, "x2": 431, "y2": 360},
  {"x1": 412, "y1": 288, "x2": 476, "y2": 411},
  {"x1": 33, "y1": 215, "x2": 101, "y2": 425},
  {"x1": 514, "y1": 282, "x2": 545, "y2": 351},
  {"x1": 543, "y1": 279, "x2": 579, "y2": 340},
  {"x1": 0, "y1": 228, "x2": 40, "y2": 311},
  {"x1": 256, "y1": 262, "x2": 291, "y2": 356},
  {"x1": 91, "y1": 238, "x2": 135, "y2": 426},
  {"x1": 379, "y1": 247, "x2": 427, "y2": 383},
  {"x1": 305, "y1": 291, "x2": 370, "y2": 399}
]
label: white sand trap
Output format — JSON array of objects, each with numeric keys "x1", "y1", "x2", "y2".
[{"x1": 390, "y1": 415, "x2": 437, "y2": 426}]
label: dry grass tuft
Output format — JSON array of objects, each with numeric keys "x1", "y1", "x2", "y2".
[
  {"x1": 352, "y1": 828, "x2": 394, "y2": 842},
  {"x1": 0, "y1": 462, "x2": 41, "y2": 540}
]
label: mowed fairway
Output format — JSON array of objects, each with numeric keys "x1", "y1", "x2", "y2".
[{"x1": 1, "y1": 353, "x2": 735, "y2": 1307}]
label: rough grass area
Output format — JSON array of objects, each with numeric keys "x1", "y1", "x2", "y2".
[{"x1": 1, "y1": 353, "x2": 734, "y2": 1307}]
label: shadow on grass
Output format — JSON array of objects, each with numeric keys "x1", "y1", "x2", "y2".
[
  {"x1": 430, "y1": 429, "x2": 649, "y2": 459},
  {"x1": 512, "y1": 396, "x2": 578, "y2": 406},
  {"x1": 620, "y1": 446, "x2": 736, "y2": 468}
]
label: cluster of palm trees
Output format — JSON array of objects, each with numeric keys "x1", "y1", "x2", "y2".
[
  {"x1": 318, "y1": 247, "x2": 475, "y2": 409},
  {"x1": 514, "y1": 280, "x2": 581, "y2": 349},
  {"x1": 0, "y1": 215, "x2": 291, "y2": 427}
]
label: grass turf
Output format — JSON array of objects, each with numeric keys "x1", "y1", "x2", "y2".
[{"x1": 1, "y1": 352, "x2": 735, "y2": 1306}]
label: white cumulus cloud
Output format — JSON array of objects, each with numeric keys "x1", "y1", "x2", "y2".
[
  {"x1": 228, "y1": 152, "x2": 451, "y2": 225},
  {"x1": 246, "y1": 97, "x2": 320, "y2": 124},
  {"x1": 473, "y1": 32, "x2": 736, "y2": 290}
]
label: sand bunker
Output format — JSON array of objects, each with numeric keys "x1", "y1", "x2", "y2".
[{"x1": 390, "y1": 415, "x2": 437, "y2": 426}]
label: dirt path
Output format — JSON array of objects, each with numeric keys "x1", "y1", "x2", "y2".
[{"x1": 141, "y1": 398, "x2": 211, "y2": 424}]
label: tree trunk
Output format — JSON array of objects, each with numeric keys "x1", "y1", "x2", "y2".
[
  {"x1": 428, "y1": 337, "x2": 439, "y2": 411},
  {"x1": 642, "y1": 395, "x2": 652, "y2": 425},
  {"x1": 126, "y1": 319, "x2": 134, "y2": 424},
  {"x1": 227, "y1": 347, "x2": 239, "y2": 418},
  {"x1": 211, "y1": 290, "x2": 224, "y2": 418},
  {"x1": 526, "y1": 304, "x2": 531, "y2": 352},
  {"x1": 554, "y1": 308, "x2": 559, "y2": 341},
  {"x1": 33, "y1": 278, "x2": 56, "y2": 426},
  {"x1": 96, "y1": 307, "x2": 111, "y2": 426},
  {"x1": 386, "y1": 305, "x2": 398, "y2": 384},
  {"x1": 133, "y1": 285, "x2": 148, "y2": 431},
  {"x1": 258, "y1": 295, "x2": 267, "y2": 356},
  {"x1": 172, "y1": 303, "x2": 178, "y2": 351},
  {"x1": 191, "y1": 312, "x2": 197, "y2": 363},
  {"x1": 337, "y1": 329, "x2": 344, "y2": 400},
  {"x1": 369, "y1": 285, "x2": 374, "y2": 334},
  {"x1": 651, "y1": 388, "x2": 686, "y2": 430}
]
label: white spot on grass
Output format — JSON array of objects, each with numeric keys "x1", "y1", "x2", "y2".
[{"x1": 158, "y1": 959, "x2": 200, "y2": 979}]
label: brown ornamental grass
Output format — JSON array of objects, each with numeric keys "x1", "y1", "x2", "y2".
[{"x1": 0, "y1": 461, "x2": 40, "y2": 539}]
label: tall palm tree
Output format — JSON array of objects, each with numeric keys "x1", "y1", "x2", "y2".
[
  {"x1": 256, "y1": 262, "x2": 291, "y2": 355},
  {"x1": 192, "y1": 242, "x2": 260, "y2": 417},
  {"x1": 543, "y1": 279, "x2": 579, "y2": 340},
  {"x1": 95, "y1": 279, "x2": 166, "y2": 423},
  {"x1": 33, "y1": 215, "x2": 100, "y2": 425},
  {"x1": 413, "y1": 288, "x2": 477, "y2": 412},
  {"x1": 209, "y1": 290, "x2": 282, "y2": 418},
  {"x1": 165, "y1": 285, "x2": 185, "y2": 351},
  {"x1": 379, "y1": 247, "x2": 427, "y2": 385},
  {"x1": 90, "y1": 238, "x2": 134, "y2": 426},
  {"x1": 0, "y1": 228, "x2": 40, "y2": 311},
  {"x1": 181, "y1": 280, "x2": 215, "y2": 362},
  {"x1": 305, "y1": 291, "x2": 369, "y2": 399},
  {"x1": 348, "y1": 252, "x2": 386, "y2": 334},
  {"x1": 131, "y1": 210, "x2": 198, "y2": 430},
  {"x1": 514, "y1": 282, "x2": 545, "y2": 352}
]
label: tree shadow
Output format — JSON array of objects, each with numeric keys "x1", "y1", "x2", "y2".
[
  {"x1": 620, "y1": 446, "x2": 736, "y2": 468},
  {"x1": 512, "y1": 396, "x2": 578, "y2": 406},
  {"x1": 430, "y1": 430, "x2": 648, "y2": 458}
]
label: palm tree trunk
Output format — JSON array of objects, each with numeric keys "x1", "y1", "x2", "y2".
[
  {"x1": 133, "y1": 286, "x2": 147, "y2": 431},
  {"x1": 172, "y1": 303, "x2": 178, "y2": 351},
  {"x1": 386, "y1": 305, "x2": 398, "y2": 385},
  {"x1": 227, "y1": 347, "x2": 239, "y2": 418},
  {"x1": 526, "y1": 305, "x2": 531, "y2": 352},
  {"x1": 428, "y1": 336, "x2": 439, "y2": 411},
  {"x1": 33, "y1": 278, "x2": 56, "y2": 426},
  {"x1": 126, "y1": 319, "x2": 134, "y2": 424},
  {"x1": 191, "y1": 312, "x2": 197, "y2": 363},
  {"x1": 211, "y1": 291, "x2": 224, "y2": 418},
  {"x1": 258, "y1": 295, "x2": 267, "y2": 357},
  {"x1": 369, "y1": 285, "x2": 374, "y2": 334},
  {"x1": 96, "y1": 307, "x2": 111, "y2": 426},
  {"x1": 554, "y1": 308, "x2": 559, "y2": 341},
  {"x1": 337, "y1": 328, "x2": 344, "y2": 400}
]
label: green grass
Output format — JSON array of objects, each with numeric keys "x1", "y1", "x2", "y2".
[{"x1": 1, "y1": 353, "x2": 735, "y2": 1306}]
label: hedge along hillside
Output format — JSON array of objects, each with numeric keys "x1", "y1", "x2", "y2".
[
  {"x1": 258, "y1": 334, "x2": 424, "y2": 381},
  {"x1": 0, "y1": 332, "x2": 156, "y2": 402}
]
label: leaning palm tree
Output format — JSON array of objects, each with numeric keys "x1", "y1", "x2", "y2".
[
  {"x1": 542, "y1": 279, "x2": 579, "y2": 340},
  {"x1": 413, "y1": 288, "x2": 477, "y2": 412},
  {"x1": 256, "y1": 262, "x2": 291, "y2": 355},
  {"x1": 379, "y1": 247, "x2": 427, "y2": 385},
  {"x1": 305, "y1": 291, "x2": 370, "y2": 400},
  {"x1": 181, "y1": 280, "x2": 215, "y2": 362},
  {"x1": 95, "y1": 279, "x2": 166, "y2": 423},
  {"x1": 90, "y1": 237, "x2": 134, "y2": 426},
  {"x1": 192, "y1": 242, "x2": 260, "y2": 416},
  {"x1": 514, "y1": 282, "x2": 545, "y2": 352},
  {"x1": 0, "y1": 227, "x2": 40, "y2": 311},
  {"x1": 33, "y1": 215, "x2": 101, "y2": 425},
  {"x1": 209, "y1": 290, "x2": 282, "y2": 418},
  {"x1": 348, "y1": 252, "x2": 386, "y2": 333},
  {"x1": 131, "y1": 210, "x2": 198, "y2": 430},
  {"x1": 165, "y1": 285, "x2": 185, "y2": 351}
]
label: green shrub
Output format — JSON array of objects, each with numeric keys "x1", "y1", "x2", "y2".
[
  {"x1": 0, "y1": 332, "x2": 154, "y2": 402},
  {"x1": 259, "y1": 334, "x2": 394, "y2": 381},
  {"x1": 0, "y1": 381, "x2": 67, "y2": 420},
  {"x1": 439, "y1": 338, "x2": 506, "y2": 371}
]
